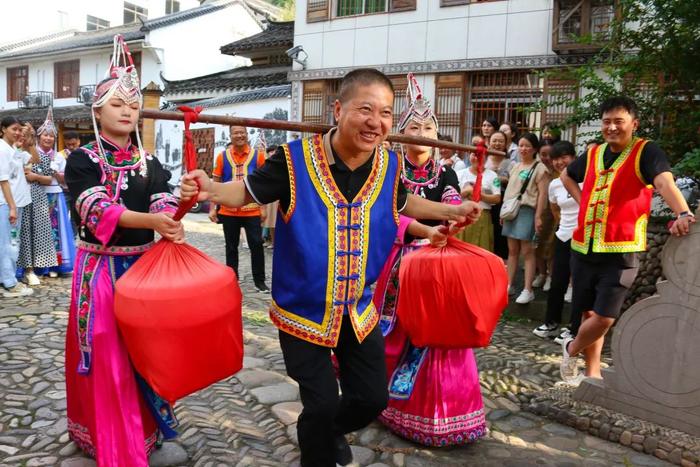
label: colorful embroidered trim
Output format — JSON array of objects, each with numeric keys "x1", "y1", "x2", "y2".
[
  {"x1": 388, "y1": 344, "x2": 429, "y2": 400},
  {"x1": 148, "y1": 192, "x2": 178, "y2": 214},
  {"x1": 380, "y1": 408, "x2": 487, "y2": 447},
  {"x1": 76, "y1": 252, "x2": 103, "y2": 374},
  {"x1": 77, "y1": 240, "x2": 154, "y2": 256}
]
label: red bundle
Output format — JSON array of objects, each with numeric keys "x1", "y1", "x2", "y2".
[
  {"x1": 114, "y1": 106, "x2": 243, "y2": 403},
  {"x1": 397, "y1": 237, "x2": 508, "y2": 348}
]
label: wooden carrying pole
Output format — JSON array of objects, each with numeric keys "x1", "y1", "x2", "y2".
[{"x1": 141, "y1": 109, "x2": 507, "y2": 157}]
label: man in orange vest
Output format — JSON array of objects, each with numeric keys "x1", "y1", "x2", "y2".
[
  {"x1": 210, "y1": 125, "x2": 268, "y2": 292},
  {"x1": 559, "y1": 96, "x2": 695, "y2": 384}
]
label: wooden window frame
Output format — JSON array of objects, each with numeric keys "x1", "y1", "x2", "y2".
[
  {"x1": 440, "y1": 0, "x2": 502, "y2": 6},
  {"x1": 7, "y1": 66, "x2": 28, "y2": 102},
  {"x1": 307, "y1": 0, "x2": 330, "y2": 22},
  {"x1": 434, "y1": 74, "x2": 467, "y2": 144},
  {"x1": 552, "y1": 0, "x2": 618, "y2": 53},
  {"x1": 307, "y1": 0, "x2": 414, "y2": 22},
  {"x1": 54, "y1": 60, "x2": 80, "y2": 99}
]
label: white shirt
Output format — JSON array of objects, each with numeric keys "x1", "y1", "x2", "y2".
[
  {"x1": 0, "y1": 139, "x2": 15, "y2": 205},
  {"x1": 549, "y1": 178, "x2": 580, "y2": 241},
  {"x1": 457, "y1": 167, "x2": 500, "y2": 210},
  {"x1": 10, "y1": 149, "x2": 32, "y2": 207},
  {"x1": 508, "y1": 142, "x2": 520, "y2": 163},
  {"x1": 45, "y1": 152, "x2": 65, "y2": 194},
  {"x1": 438, "y1": 156, "x2": 467, "y2": 173}
]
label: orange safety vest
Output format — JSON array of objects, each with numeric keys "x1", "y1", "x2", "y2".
[{"x1": 571, "y1": 138, "x2": 653, "y2": 254}]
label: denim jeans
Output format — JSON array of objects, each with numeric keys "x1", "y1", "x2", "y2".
[{"x1": 0, "y1": 204, "x2": 23, "y2": 289}]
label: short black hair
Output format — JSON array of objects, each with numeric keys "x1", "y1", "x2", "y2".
[
  {"x1": 518, "y1": 132, "x2": 540, "y2": 151},
  {"x1": 437, "y1": 133, "x2": 453, "y2": 142},
  {"x1": 0, "y1": 117, "x2": 21, "y2": 138},
  {"x1": 599, "y1": 96, "x2": 638, "y2": 119},
  {"x1": 551, "y1": 140, "x2": 576, "y2": 158},
  {"x1": 63, "y1": 131, "x2": 80, "y2": 140},
  {"x1": 338, "y1": 68, "x2": 394, "y2": 103},
  {"x1": 482, "y1": 117, "x2": 500, "y2": 135}
]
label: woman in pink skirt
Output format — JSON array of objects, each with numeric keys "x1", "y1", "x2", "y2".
[
  {"x1": 373, "y1": 74, "x2": 487, "y2": 447},
  {"x1": 64, "y1": 35, "x2": 183, "y2": 465}
]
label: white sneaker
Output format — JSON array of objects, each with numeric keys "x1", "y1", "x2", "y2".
[
  {"x1": 564, "y1": 285, "x2": 573, "y2": 303},
  {"x1": 560, "y1": 337, "x2": 580, "y2": 383},
  {"x1": 3, "y1": 283, "x2": 34, "y2": 298},
  {"x1": 555, "y1": 373, "x2": 586, "y2": 388},
  {"x1": 48, "y1": 271, "x2": 58, "y2": 278},
  {"x1": 533, "y1": 322, "x2": 559, "y2": 338},
  {"x1": 532, "y1": 274, "x2": 546, "y2": 288},
  {"x1": 554, "y1": 328, "x2": 573, "y2": 345},
  {"x1": 515, "y1": 289, "x2": 535, "y2": 304},
  {"x1": 543, "y1": 276, "x2": 552, "y2": 292},
  {"x1": 24, "y1": 272, "x2": 40, "y2": 286}
]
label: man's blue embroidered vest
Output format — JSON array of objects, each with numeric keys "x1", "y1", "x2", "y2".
[{"x1": 270, "y1": 134, "x2": 400, "y2": 347}]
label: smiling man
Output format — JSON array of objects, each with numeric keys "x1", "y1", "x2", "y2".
[
  {"x1": 180, "y1": 68, "x2": 480, "y2": 467},
  {"x1": 559, "y1": 96, "x2": 695, "y2": 385}
]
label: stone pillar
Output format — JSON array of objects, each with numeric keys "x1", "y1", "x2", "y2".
[
  {"x1": 574, "y1": 207, "x2": 700, "y2": 437},
  {"x1": 141, "y1": 82, "x2": 162, "y2": 154}
]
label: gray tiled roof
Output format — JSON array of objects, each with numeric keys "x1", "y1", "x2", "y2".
[
  {"x1": 163, "y1": 64, "x2": 290, "y2": 95},
  {"x1": 0, "y1": 23, "x2": 145, "y2": 60},
  {"x1": 0, "y1": 105, "x2": 91, "y2": 124},
  {"x1": 220, "y1": 20, "x2": 294, "y2": 56},
  {"x1": 168, "y1": 84, "x2": 291, "y2": 109},
  {"x1": 0, "y1": 1, "x2": 282, "y2": 61}
]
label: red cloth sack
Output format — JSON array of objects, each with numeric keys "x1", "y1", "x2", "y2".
[
  {"x1": 115, "y1": 106, "x2": 242, "y2": 403},
  {"x1": 397, "y1": 237, "x2": 508, "y2": 348},
  {"x1": 115, "y1": 240, "x2": 243, "y2": 403}
]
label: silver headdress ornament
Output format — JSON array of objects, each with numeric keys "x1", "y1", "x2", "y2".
[
  {"x1": 90, "y1": 34, "x2": 147, "y2": 177},
  {"x1": 37, "y1": 106, "x2": 57, "y2": 137},
  {"x1": 397, "y1": 73, "x2": 439, "y2": 134}
]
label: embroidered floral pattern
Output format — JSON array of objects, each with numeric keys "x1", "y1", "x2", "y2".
[
  {"x1": 68, "y1": 418, "x2": 158, "y2": 459},
  {"x1": 379, "y1": 408, "x2": 487, "y2": 447},
  {"x1": 148, "y1": 192, "x2": 178, "y2": 214},
  {"x1": 76, "y1": 252, "x2": 102, "y2": 373},
  {"x1": 77, "y1": 240, "x2": 153, "y2": 256}
]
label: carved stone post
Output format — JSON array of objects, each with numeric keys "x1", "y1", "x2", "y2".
[{"x1": 574, "y1": 209, "x2": 700, "y2": 436}]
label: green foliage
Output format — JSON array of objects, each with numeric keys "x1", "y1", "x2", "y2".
[
  {"x1": 542, "y1": 0, "x2": 700, "y2": 166},
  {"x1": 673, "y1": 148, "x2": 700, "y2": 180}
]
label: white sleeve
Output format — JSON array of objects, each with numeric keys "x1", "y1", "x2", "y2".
[
  {"x1": 0, "y1": 147, "x2": 11, "y2": 181},
  {"x1": 548, "y1": 181, "x2": 557, "y2": 205},
  {"x1": 22, "y1": 151, "x2": 31, "y2": 165}
]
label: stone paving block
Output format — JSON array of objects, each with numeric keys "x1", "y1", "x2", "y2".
[
  {"x1": 250, "y1": 382, "x2": 299, "y2": 405},
  {"x1": 270, "y1": 401, "x2": 302, "y2": 425}
]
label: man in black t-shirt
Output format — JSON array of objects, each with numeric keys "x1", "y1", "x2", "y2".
[
  {"x1": 181, "y1": 69, "x2": 481, "y2": 467},
  {"x1": 558, "y1": 96, "x2": 695, "y2": 385}
]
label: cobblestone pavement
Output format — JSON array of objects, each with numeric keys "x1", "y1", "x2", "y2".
[{"x1": 0, "y1": 214, "x2": 675, "y2": 466}]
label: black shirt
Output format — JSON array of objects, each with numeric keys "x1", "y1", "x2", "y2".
[
  {"x1": 566, "y1": 140, "x2": 672, "y2": 267},
  {"x1": 245, "y1": 143, "x2": 408, "y2": 212},
  {"x1": 65, "y1": 139, "x2": 173, "y2": 247}
]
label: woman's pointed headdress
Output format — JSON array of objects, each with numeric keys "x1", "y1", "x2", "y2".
[
  {"x1": 397, "y1": 73, "x2": 438, "y2": 134},
  {"x1": 90, "y1": 34, "x2": 146, "y2": 170},
  {"x1": 37, "y1": 106, "x2": 57, "y2": 137}
]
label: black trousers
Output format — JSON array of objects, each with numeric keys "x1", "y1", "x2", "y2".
[
  {"x1": 219, "y1": 214, "x2": 265, "y2": 283},
  {"x1": 279, "y1": 316, "x2": 388, "y2": 467},
  {"x1": 491, "y1": 203, "x2": 508, "y2": 260},
  {"x1": 544, "y1": 237, "x2": 581, "y2": 335}
]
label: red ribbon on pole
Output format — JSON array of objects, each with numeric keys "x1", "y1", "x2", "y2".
[
  {"x1": 173, "y1": 105, "x2": 202, "y2": 221},
  {"x1": 471, "y1": 141, "x2": 488, "y2": 205}
]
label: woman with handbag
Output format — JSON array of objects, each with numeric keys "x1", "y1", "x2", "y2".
[{"x1": 500, "y1": 132, "x2": 550, "y2": 304}]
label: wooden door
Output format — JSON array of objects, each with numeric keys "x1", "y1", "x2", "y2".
[{"x1": 183, "y1": 127, "x2": 215, "y2": 175}]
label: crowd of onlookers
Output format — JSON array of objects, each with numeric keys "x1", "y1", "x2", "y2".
[
  {"x1": 0, "y1": 117, "x2": 79, "y2": 298},
  {"x1": 435, "y1": 119, "x2": 596, "y2": 344}
]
